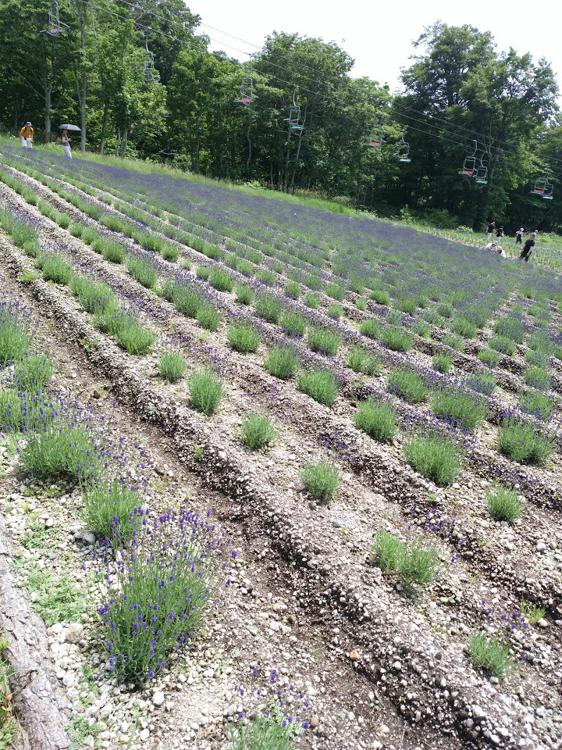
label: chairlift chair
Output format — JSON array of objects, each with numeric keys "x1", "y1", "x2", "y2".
[
  {"x1": 531, "y1": 177, "x2": 554, "y2": 200},
  {"x1": 366, "y1": 122, "x2": 384, "y2": 149},
  {"x1": 397, "y1": 135, "x2": 411, "y2": 163},
  {"x1": 43, "y1": 0, "x2": 68, "y2": 36},
  {"x1": 284, "y1": 86, "x2": 304, "y2": 132},
  {"x1": 458, "y1": 139, "x2": 478, "y2": 177},
  {"x1": 236, "y1": 77, "x2": 257, "y2": 106},
  {"x1": 475, "y1": 154, "x2": 488, "y2": 185}
]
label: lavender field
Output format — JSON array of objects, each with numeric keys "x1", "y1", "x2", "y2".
[{"x1": 0, "y1": 143, "x2": 561, "y2": 750}]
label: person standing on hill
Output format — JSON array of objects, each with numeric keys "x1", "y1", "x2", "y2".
[
  {"x1": 519, "y1": 234, "x2": 535, "y2": 263},
  {"x1": 515, "y1": 227, "x2": 524, "y2": 245},
  {"x1": 487, "y1": 220, "x2": 495, "y2": 240},
  {"x1": 496, "y1": 226, "x2": 504, "y2": 238},
  {"x1": 60, "y1": 129, "x2": 72, "y2": 159},
  {"x1": 19, "y1": 122, "x2": 34, "y2": 148}
]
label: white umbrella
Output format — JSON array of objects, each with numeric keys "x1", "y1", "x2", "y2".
[{"x1": 59, "y1": 123, "x2": 81, "y2": 131}]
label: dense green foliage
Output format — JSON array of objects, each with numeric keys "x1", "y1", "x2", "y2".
[{"x1": 0, "y1": 3, "x2": 559, "y2": 230}]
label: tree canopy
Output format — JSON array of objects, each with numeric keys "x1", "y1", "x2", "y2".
[{"x1": 0, "y1": 2, "x2": 560, "y2": 231}]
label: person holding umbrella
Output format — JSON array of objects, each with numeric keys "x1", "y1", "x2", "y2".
[
  {"x1": 59, "y1": 124, "x2": 80, "y2": 159},
  {"x1": 19, "y1": 121, "x2": 34, "y2": 148}
]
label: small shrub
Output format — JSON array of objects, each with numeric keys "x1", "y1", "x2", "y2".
[
  {"x1": 400, "y1": 544, "x2": 438, "y2": 590},
  {"x1": 382, "y1": 327, "x2": 413, "y2": 352},
  {"x1": 356, "y1": 299, "x2": 367, "y2": 311},
  {"x1": 255, "y1": 294, "x2": 283, "y2": 324},
  {"x1": 159, "y1": 353, "x2": 187, "y2": 383},
  {"x1": 468, "y1": 634, "x2": 512, "y2": 679},
  {"x1": 519, "y1": 390, "x2": 553, "y2": 421},
  {"x1": 524, "y1": 366, "x2": 550, "y2": 391},
  {"x1": 13, "y1": 355, "x2": 53, "y2": 392},
  {"x1": 301, "y1": 461, "x2": 339, "y2": 503},
  {"x1": 360, "y1": 319, "x2": 381, "y2": 340},
  {"x1": 347, "y1": 346, "x2": 380, "y2": 376},
  {"x1": 519, "y1": 600, "x2": 545, "y2": 626},
  {"x1": 466, "y1": 373, "x2": 496, "y2": 395},
  {"x1": 101, "y1": 240, "x2": 125, "y2": 264},
  {"x1": 69, "y1": 222, "x2": 84, "y2": 238},
  {"x1": 0, "y1": 314, "x2": 30, "y2": 364},
  {"x1": 264, "y1": 347, "x2": 299, "y2": 379},
  {"x1": 327, "y1": 304, "x2": 343, "y2": 320},
  {"x1": 494, "y1": 317, "x2": 524, "y2": 343},
  {"x1": 98, "y1": 511, "x2": 216, "y2": 684},
  {"x1": 327, "y1": 284, "x2": 345, "y2": 300},
  {"x1": 70, "y1": 276, "x2": 115, "y2": 314},
  {"x1": 84, "y1": 482, "x2": 141, "y2": 545},
  {"x1": 196, "y1": 305, "x2": 221, "y2": 331},
  {"x1": 370, "y1": 289, "x2": 389, "y2": 305},
  {"x1": 307, "y1": 327, "x2": 341, "y2": 356},
  {"x1": 0, "y1": 391, "x2": 23, "y2": 432},
  {"x1": 371, "y1": 531, "x2": 403, "y2": 572},
  {"x1": 241, "y1": 414, "x2": 276, "y2": 449},
  {"x1": 487, "y1": 487, "x2": 523, "y2": 524},
  {"x1": 284, "y1": 282, "x2": 300, "y2": 299},
  {"x1": 433, "y1": 352, "x2": 452, "y2": 373},
  {"x1": 189, "y1": 370, "x2": 223, "y2": 415},
  {"x1": 527, "y1": 331, "x2": 553, "y2": 354},
  {"x1": 229, "y1": 716, "x2": 295, "y2": 750},
  {"x1": 443, "y1": 332, "x2": 465, "y2": 352},
  {"x1": 489, "y1": 336, "x2": 515, "y2": 356},
  {"x1": 196, "y1": 265, "x2": 211, "y2": 280},
  {"x1": 388, "y1": 369, "x2": 426, "y2": 404},
  {"x1": 171, "y1": 284, "x2": 203, "y2": 318},
  {"x1": 161, "y1": 244, "x2": 179, "y2": 262},
  {"x1": 404, "y1": 435, "x2": 461, "y2": 486},
  {"x1": 22, "y1": 424, "x2": 101, "y2": 485},
  {"x1": 297, "y1": 370, "x2": 338, "y2": 406},
  {"x1": 436, "y1": 303, "x2": 452, "y2": 318},
  {"x1": 228, "y1": 323, "x2": 260, "y2": 353},
  {"x1": 452, "y1": 317, "x2": 477, "y2": 338},
  {"x1": 114, "y1": 318, "x2": 155, "y2": 355},
  {"x1": 354, "y1": 400, "x2": 397, "y2": 443},
  {"x1": 41, "y1": 255, "x2": 73, "y2": 285},
  {"x1": 280, "y1": 311, "x2": 306, "y2": 337},
  {"x1": 304, "y1": 293, "x2": 320, "y2": 309},
  {"x1": 398, "y1": 298, "x2": 416, "y2": 315},
  {"x1": 524, "y1": 349, "x2": 548, "y2": 368},
  {"x1": 256, "y1": 270, "x2": 276, "y2": 286},
  {"x1": 208, "y1": 268, "x2": 234, "y2": 292},
  {"x1": 127, "y1": 258, "x2": 157, "y2": 289},
  {"x1": 432, "y1": 390, "x2": 487, "y2": 430},
  {"x1": 235, "y1": 285, "x2": 254, "y2": 305},
  {"x1": 498, "y1": 419, "x2": 552, "y2": 466},
  {"x1": 478, "y1": 349, "x2": 500, "y2": 367},
  {"x1": 413, "y1": 321, "x2": 430, "y2": 339}
]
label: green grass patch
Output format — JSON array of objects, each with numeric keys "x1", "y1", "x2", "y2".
[
  {"x1": 241, "y1": 414, "x2": 277, "y2": 450},
  {"x1": 13, "y1": 354, "x2": 53, "y2": 392},
  {"x1": 382, "y1": 326, "x2": 413, "y2": 352},
  {"x1": 468, "y1": 634, "x2": 512, "y2": 679},
  {"x1": 255, "y1": 294, "x2": 283, "y2": 324},
  {"x1": 432, "y1": 352, "x2": 453, "y2": 373},
  {"x1": 431, "y1": 390, "x2": 487, "y2": 430},
  {"x1": 127, "y1": 258, "x2": 157, "y2": 289},
  {"x1": 22, "y1": 424, "x2": 102, "y2": 485},
  {"x1": 301, "y1": 461, "x2": 339, "y2": 504},
  {"x1": 519, "y1": 390, "x2": 553, "y2": 421},
  {"x1": 354, "y1": 400, "x2": 397, "y2": 443},
  {"x1": 228, "y1": 323, "x2": 260, "y2": 353},
  {"x1": 297, "y1": 370, "x2": 338, "y2": 406},
  {"x1": 307, "y1": 327, "x2": 341, "y2": 356},
  {"x1": 498, "y1": 419, "x2": 553, "y2": 465},
  {"x1": 487, "y1": 487, "x2": 523, "y2": 524},
  {"x1": 158, "y1": 353, "x2": 187, "y2": 383},
  {"x1": 84, "y1": 482, "x2": 141, "y2": 546},
  {"x1": 478, "y1": 349, "x2": 501, "y2": 367},
  {"x1": 264, "y1": 347, "x2": 299, "y2": 380},
  {"x1": 189, "y1": 370, "x2": 223, "y2": 415},
  {"x1": 346, "y1": 346, "x2": 380, "y2": 376},
  {"x1": 404, "y1": 435, "x2": 461, "y2": 486}
]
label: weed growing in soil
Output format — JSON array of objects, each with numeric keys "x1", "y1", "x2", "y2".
[
  {"x1": 354, "y1": 400, "x2": 397, "y2": 443},
  {"x1": 431, "y1": 390, "x2": 487, "y2": 430},
  {"x1": 486, "y1": 487, "x2": 523, "y2": 524},
  {"x1": 265, "y1": 347, "x2": 299, "y2": 379},
  {"x1": 519, "y1": 599, "x2": 545, "y2": 626},
  {"x1": 388, "y1": 368, "x2": 427, "y2": 403},
  {"x1": 189, "y1": 370, "x2": 223, "y2": 415},
  {"x1": 84, "y1": 482, "x2": 142, "y2": 545},
  {"x1": 382, "y1": 327, "x2": 413, "y2": 352},
  {"x1": 498, "y1": 419, "x2": 553, "y2": 466},
  {"x1": 478, "y1": 349, "x2": 500, "y2": 367},
  {"x1": 519, "y1": 390, "x2": 553, "y2": 420},
  {"x1": 98, "y1": 510, "x2": 220, "y2": 685},
  {"x1": 346, "y1": 346, "x2": 380, "y2": 376},
  {"x1": 13, "y1": 354, "x2": 53, "y2": 392},
  {"x1": 468, "y1": 634, "x2": 512, "y2": 679},
  {"x1": 301, "y1": 461, "x2": 340, "y2": 503},
  {"x1": 404, "y1": 435, "x2": 461, "y2": 486},
  {"x1": 159, "y1": 353, "x2": 187, "y2": 383},
  {"x1": 432, "y1": 353, "x2": 453, "y2": 373},
  {"x1": 307, "y1": 327, "x2": 341, "y2": 356},
  {"x1": 22, "y1": 424, "x2": 102, "y2": 485},
  {"x1": 21, "y1": 564, "x2": 85, "y2": 626},
  {"x1": 228, "y1": 323, "x2": 260, "y2": 353},
  {"x1": 241, "y1": 414, "x2": 277, "y2": 449},
  {"x1": 297, "y1": 370, "x2": 338, "y2": 406},
  {"x1": 229, "y1": 716, "x2": 296, "y2": 750}
]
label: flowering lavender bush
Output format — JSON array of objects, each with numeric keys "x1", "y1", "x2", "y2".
[{"x1": 98, "y1": 509, "x2": 230, "y2": 685}]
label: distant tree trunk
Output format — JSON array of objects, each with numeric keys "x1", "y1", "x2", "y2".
[{"x1": 99, "y1": 102, "x2": 109, "y2": 154}]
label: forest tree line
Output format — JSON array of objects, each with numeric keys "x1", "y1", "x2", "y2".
[{"x1": 0, "y1": 0, "x2": 561, "y2": 231}]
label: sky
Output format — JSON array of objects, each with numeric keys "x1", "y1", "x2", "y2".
[{"x1": 187, "y1": 0, "x2": 562, "y2": 98}]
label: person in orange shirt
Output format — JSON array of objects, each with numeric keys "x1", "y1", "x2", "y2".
[{"x1": 19, "y1": 122, "x2": 34, "y2": 148}]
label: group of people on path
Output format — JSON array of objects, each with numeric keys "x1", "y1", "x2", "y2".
[
  {"x1": 484, "y1": 220, "x2": 536, "y2": 263},
  {"x1": 19, "y1": 121, "x2": 72, "y2": 159}
]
